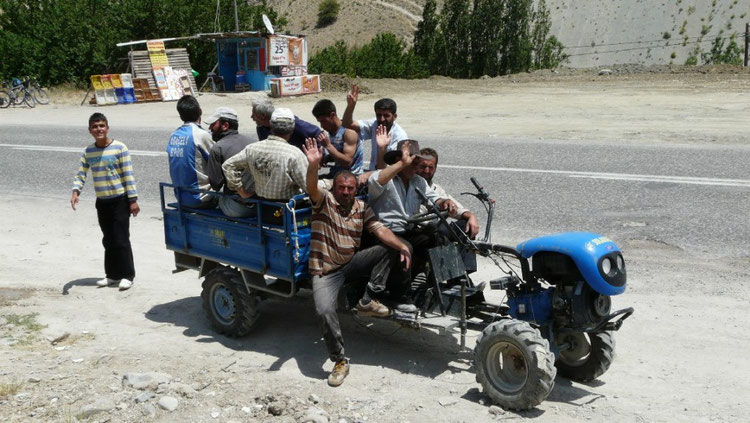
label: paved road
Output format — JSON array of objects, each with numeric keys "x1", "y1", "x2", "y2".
[{"x1": 1, "y1": 124, "x2": 748, "y2": 256}]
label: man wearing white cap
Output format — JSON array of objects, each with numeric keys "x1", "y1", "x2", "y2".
[
  {"x1": 166, "y1": 95, "x2": 215, "y2": 208},
  {"x1": 205, "y1": 107, "x2": 257, "y2": 217},
  {"x1": 222, "y1": 107, "x2": 308, "y2": 203}
]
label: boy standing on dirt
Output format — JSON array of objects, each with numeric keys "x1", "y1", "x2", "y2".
[{"x1": 70, "y1": 113, "x2": 139, "y2": 291}]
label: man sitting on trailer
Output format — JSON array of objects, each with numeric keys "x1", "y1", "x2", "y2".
[
  {"x1": 222, "y1": 108, "x2": 308, "y2": 201},
  {"x1": 204, "y1": 107, "x2": 257, "y2": 218},
  {"x1": 302, "y1": 137, "x2": 412, "y2": 388},
  {"x1": 366, "y1": 140, "x2": 458, "y2": 311},
  {"x1": 416, "y1": 147, "x2": 479, "y2": 273},
  {"x1": 166, "y1": 95, "x2": 215, "y2": 208}
]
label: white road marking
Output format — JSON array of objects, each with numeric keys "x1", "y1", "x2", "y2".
[
  {"x1": 0, "y1": 143, "x2": 165, "y2": 157},
  {"x1": 3, "y1": 143, "x2": 749, "y2": 187}
]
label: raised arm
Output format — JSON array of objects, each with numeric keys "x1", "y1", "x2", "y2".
[
  {"x1": 302, "y1": 137, "x2": 325, "y2": 204},
  {"x1": 376, "y1": 141, "x2": 413, "y2": 185},
  {"x1": 342, "y1": 84, "x2": 361, "y2": 133},
  {"x1": 374, "y1": 124, "x2": 391, "y2": 170}
]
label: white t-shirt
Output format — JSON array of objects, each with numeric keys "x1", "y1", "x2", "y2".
[{"x1": 357, "y1": 118, "x2": 408, "y2": 170}]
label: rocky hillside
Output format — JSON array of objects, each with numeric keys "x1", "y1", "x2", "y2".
[{"x1": 268, "y1": 0, "x2": 750, "y2": 67}]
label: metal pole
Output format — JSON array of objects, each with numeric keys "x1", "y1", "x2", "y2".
[
  {"x1": 745, "y1": 23, "x2": 749, "y2": 67},
  {"x1": 233, "y1": 0, "x2": 239, "y2": 32}
]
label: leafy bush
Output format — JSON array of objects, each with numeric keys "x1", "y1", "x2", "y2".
[
  {"x1": 317, "y1": 0, "x2": 341, "y2": 28},
  {"x1": 309, "y1": 33, "x2": 429, "y2": 79}
]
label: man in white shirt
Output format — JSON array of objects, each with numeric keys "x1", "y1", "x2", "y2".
[{"x1": 342, "y1": 84, "x2": 408, "y2": 171}]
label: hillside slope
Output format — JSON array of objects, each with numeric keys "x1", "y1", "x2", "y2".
[{"x1": 268, "y1": 0, "x2": 750, "y2": 67}]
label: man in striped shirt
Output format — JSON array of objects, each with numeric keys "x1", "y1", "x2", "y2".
[
  {"x1": 303, "y1": 137, "x2": 412, "y2": 387},
  {"x1": 71, "y1": 113, "x2": 139, "y2": 291}
]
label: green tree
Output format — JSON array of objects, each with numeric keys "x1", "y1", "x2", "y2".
[
  {"x1": 0, "y1": 0, "x2": 286, "y2": 86},
  {"x1": 317, "y1": 0, "x2": 341, "y2": 28},
  {"x1": 414, "y1": 0, "x2": 445, "y2": 73},
  {"x1": 441, "y1": 0, "x2": 472, "y2": 78}
]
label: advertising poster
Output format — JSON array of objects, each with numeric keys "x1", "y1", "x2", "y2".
[
  {"x1": 271, "y1": 75, "x2": 321, "y2": 97},
  {"x1": 268, "y1": 36, "x2": 289, "y2": 66},
  {"x1": 152, "y1": 68, "x2": 171, "y2": 101},
  {"x1": 147, "y1": 40, "x2": 169, "y2": 68},
  {"x1": 288, "y1": 38, "x2": 304, "y2": 66},
  {"x1": 302, "y1": 75, "x2": 321, "y2": 94},
  {"x1": 163, "y1": 66, "x2": 183, "y2": 101}
]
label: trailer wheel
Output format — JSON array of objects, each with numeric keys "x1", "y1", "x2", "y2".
[
  {"x1": 201, "y1": 267, "x2": 260, "y2": 337},
  {"x1": 555, "y1": 331, "x2": 615, "y2": 382},
  {"x1": 475, "y1": 320, "x2": 556, "y2": 410}
]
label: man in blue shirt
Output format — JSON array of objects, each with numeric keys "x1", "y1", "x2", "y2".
[
  {"x1": 166, "y1": 95, "x2": 215, "y2": 208},
  {"x1": 251, "y1": 98, "x2": 321, "y2": 150}
]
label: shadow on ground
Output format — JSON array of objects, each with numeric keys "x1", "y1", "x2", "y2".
[
  {"x1": 62, "y1": 277, "x2": 102, "y2": 295},
  {"x1": 145, "y1": 294, "x2": 473, "y2": 383}
]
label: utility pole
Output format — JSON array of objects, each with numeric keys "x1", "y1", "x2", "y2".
[
  {"x1": 233, "y1": 0, "x2": 239, "y2": 32},
  {"x1": 745, "y1": 23, "x2": 749, "y2": 67}
]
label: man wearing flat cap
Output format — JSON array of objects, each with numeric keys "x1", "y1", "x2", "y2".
[
  {"x1": 205, "y1": 106, "x2": 257, "y2": 217},
  {"x1": 166, "y1": 95, "x2": 215, "y2": 208},
  {"x1": 222, "y1": 108, "x2": 308, "y2": 204},
  {"x1": 366, "y1": 139, "x2": 458, "y2": 311}
]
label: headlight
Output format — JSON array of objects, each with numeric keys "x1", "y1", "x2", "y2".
[
  {"x1": 616, "y1": 254, "x2": 625, "y2": 271},
  {"x1": 601, "y1": 257, "x2": 612, "y2": 275}
]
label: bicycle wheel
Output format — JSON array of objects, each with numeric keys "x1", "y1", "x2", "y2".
[
  {"x1": 33, "y1": 88, "x2": 50, "y2": 105},
  {"x1": 0, "y1": 90, "x2": 11, "y2": 108},
  {"x1": 22, "y1": 89, "x2": 36, "y2": 108}
]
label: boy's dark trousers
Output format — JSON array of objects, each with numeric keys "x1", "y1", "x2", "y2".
[{"x1": 95, "y1": 195, "x2": 135, "y2": 281}]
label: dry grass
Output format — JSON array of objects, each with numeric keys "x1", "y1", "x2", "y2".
[{"x1": 0, "y1": 381, "x2": 23, "y2": 399}]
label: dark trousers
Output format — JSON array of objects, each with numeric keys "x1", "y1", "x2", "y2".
[
  {"x1": 95, "y1": 195, "x2": 135, "y2": 281},
  {"x1": 387, "y1": 229, "x2": 440, "y2": 297},
  {"x1": 312, "y1": 244, "x2": 393, "y2": 362}
]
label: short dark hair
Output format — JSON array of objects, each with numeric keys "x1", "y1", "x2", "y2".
[
  {"x1": 219, "y1": 118, "x2": 239, "y2": 130},
  {"x1": 312, "y1": 99, "x2": 336, "y2": 118},
  {"x1": 333, "y1": 170, "x2": 356, "y2": 187},
  {"x1": 420, "y1": 147, "x2": 438, "y2": 164},
  {"x1": 374, "y1": 98, "x2": 397, "y2": 114},
  {"x1": 88, "y1": 112, "x2": 108, "y2": 127},
  {"x1": 177, "y1": 95, "x2": 201, "y2": 122}
]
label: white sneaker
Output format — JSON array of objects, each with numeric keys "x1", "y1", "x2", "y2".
[
  {"x1": 96, "y1": 278, "x2": 120, "y2": 287},
  {"x1": 118, "y1": 279, "x2": 133, "y2": 291}
]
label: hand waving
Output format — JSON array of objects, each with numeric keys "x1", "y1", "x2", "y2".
[
  {"x1": 302, "y1": 137, "x2": 323, "y2": 166},
  {"x1": 375, "y1": 124, "x2": 391, "y2": 151},
  {"x1": 346, "y1": 84, "x2": 360, "y2": 107}
]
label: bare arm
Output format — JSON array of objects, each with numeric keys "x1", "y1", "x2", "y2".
[
  {"x1": 319, "y1": 130, "x2": 356, "y2": 168},
  {"x1": 342, "y1": 84, "x2": 361, "y2": 133},
  {"x1": 302, "y1": 137, "x2": 324, "y2": 204},
  {"x1": 372, "y1": 226, "x2": 411, "y2": 270},
  {"x1": 375, "y1": 141, "x2": 413, "y2": 185}
]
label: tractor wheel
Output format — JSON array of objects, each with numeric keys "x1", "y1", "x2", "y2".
[
  {"x1": 554, "y1": 331, "x2": 615, "y2": 382},
  {"x1": 475, "y1": 320, "x2": 556, "y2": 410},
  {"x1": 201, "y1": 267, "x2": 260, "y2": 337}
]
